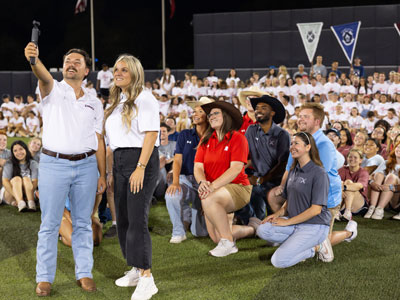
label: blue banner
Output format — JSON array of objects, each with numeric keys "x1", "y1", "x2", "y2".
[{"x1": 331, "y1": 21, "x2": 361, "y2": 65}]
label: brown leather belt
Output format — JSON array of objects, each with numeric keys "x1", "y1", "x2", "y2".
[{"x1": 42, "y1": 148, "x2": 96, "y2": 161}]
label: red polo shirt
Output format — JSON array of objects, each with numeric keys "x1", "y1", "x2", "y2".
[
  {"x1": 338, "y1": 166, "x2": 369, "y2": 203},
  {"x1": 195, "y1": 131, "x2": 250, "y2": 185},
  {"x1": 239, "y1": 112, "x2": 256, "y2": 135}
]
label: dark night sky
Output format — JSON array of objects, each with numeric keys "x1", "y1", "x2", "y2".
[{"x1": 2, "y1": 0, "x2": 398, "y2": 71}]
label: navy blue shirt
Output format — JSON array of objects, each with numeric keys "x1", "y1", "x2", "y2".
[
  {"x1": 168, "y1": 131, "x2": 179, "y2": 142},
  {"x1": 174, "y1": 128, "x2": 200, "y2": 175}
]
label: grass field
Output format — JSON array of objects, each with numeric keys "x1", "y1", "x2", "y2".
[{"x1": 0, "y1": 201, "x2": 399, "y2": 300}]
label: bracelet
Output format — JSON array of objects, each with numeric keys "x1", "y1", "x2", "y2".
[{"x1": 137, "y1": 162, "x2": 146, "y2": 169}]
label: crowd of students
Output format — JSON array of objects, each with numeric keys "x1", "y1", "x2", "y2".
[{"x1": 1, "y1": 53, "x2": 400, "y2": 299}]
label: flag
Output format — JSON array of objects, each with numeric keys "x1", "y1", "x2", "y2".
[
  {"x1": 395, "y1": 23, "x2": 400, "y2": 36},
  {"x1": 75, "y1": 0, "x2": 87, "y2": 14},
  {"x1": 297, "y1": 22, "x2": 324, "y2": 63},
  {"x1": 331, "y1": 21, "x2": 361, "y2": 65},
  {"x1": 169, "y1": 0, "x2": 175, "y2": 19}
]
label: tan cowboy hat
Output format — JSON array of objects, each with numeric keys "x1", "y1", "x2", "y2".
[
  {"x1": 186, "y1": 96, "x2": 214, "y2": 109},
  {"x1": 201, "y1": 101, "x2": 243, "y2": 131},
  {"x1": 238, "y1": 86, "x2": 270, "y2": 108}
]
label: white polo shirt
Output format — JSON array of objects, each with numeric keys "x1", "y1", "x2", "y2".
[
  {"x1": 97, "y1": 70, "x2": 114, "y2": 89},
  {"x1": 105, "y1": 90, "x2": 160, "y2": 151},
  {"x1": 40, "y1": 80, "x2": 103, "y2": 154}
]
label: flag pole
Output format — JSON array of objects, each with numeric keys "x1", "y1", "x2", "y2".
[
  {"x1": 161, "y1": 0, "x2": 166, "y2": 70},
  {"x1": 90, "y1": 0, "x2": 95, "y2": 71}
]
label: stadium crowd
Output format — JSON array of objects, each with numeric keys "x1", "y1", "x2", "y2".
[{"x1": 1, "y1": 52, "x2": 400, "y2": 299}]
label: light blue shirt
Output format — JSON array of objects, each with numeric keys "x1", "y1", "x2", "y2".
[{"x1": 286, "y1": 129, "x2": 342, "y2": 208}]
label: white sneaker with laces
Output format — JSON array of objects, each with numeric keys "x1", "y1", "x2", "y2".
[
  {"x1": 169, "y1": 235, "x2": 187, "y2": 244},
  {"x1": 209, "y1": 238, "x2": 238, "y2": 257},
  {"x1": 131, "y1": 275, "x2": 158, "y2": 300},
  {"x1": 364, "y1": 206, "x2": 375, "y2": 219},
  {"x1": 28, "y1": 200, "x2": 36, "y2": 211},
  {"x1": 115, "y1": 267, "x2": 140, "y2": 287},
  {"x1": 392, "y1": 212, "x2": 400, "y2": 220},
  {"x1": 342, "y1": 209, "x2": 352, "y2": 221},
  {"x1": 344, "y1": 220, "x2": 358, "y2": 242},
  {"x1": 371, "y1": 207, "x2": 384, "y2": 220},
  {"x1": 0, "y1": 187, "x2": 4, "y2": 204},
  {"x1": 18, "y1": 201, "x2": 27, "y2": 212},
  {"x1": 317, "y1": 238, "x2": 334, "y2": 262}
]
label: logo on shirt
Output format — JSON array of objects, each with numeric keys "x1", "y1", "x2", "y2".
[
  {"x1": 224, "y1": 146, "x2": 229, "y2": 151},
  {"x1": 299, "y1": 177, "x2": 307, "y2": 184},
  {"x1": 186, "y1": 140, "x2": 192, "y2": 144},
  {"x1": 269, "y1": 139, "x2": 276, "y2": 147},
  {"x1": 85, "y1": 104, "x2": 94, "y2": 111}
]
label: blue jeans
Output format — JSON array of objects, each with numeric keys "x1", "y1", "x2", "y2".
[
  {"x1": 165, "y1": 175, "x2": 208, "y2": 237},
  {"x1": 36, "y1": 153, "x2": 98, "y2": 283},
  {"x1": 256, "y1": 221, "x2": 329, "y2": 268}
]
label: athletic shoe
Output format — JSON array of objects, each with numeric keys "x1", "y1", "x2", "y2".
[
  {"x1": 317, "y1": 238, "x2": 334, "y2": 262},
  {"x1": 364, "y1": 206, "x2": 375, "y2": 219},
  {"x1": 0, "y1": 187, "x2": 4, "y2": 204},
  {"x1": 104, "y1": 225, "x2": 117, "y2": 238},
  {"x1": 115, "y1": 267, "x2": 140, "y2": 287},
  {"x1": 27, "y1": 200, "x2": 36, "y2": 211},
  {"x1": 344, "y1": 220, "x2": 358, "y2": 242},
  {"x1": 18, "y1": 201, "x2": 27, "y2": 212},
  {"x1": 392, "y1": 212, "x2": 400, "y2": 220},
  {"x1": 248, "y1": 217, "x2": 262, "y2": 232},
  {"x1": 208, "y1": 239, "x2": 238, "y2": 257},
  {"x1": 342, "y1": 209, "x2": 352, "y2": 221},
  {"x1": 8, "y1": 132, "x2": 15, "y2": 137},
  {"x1": 131, "y1": 275, "x2": 158, "y2": 300},
  {"x1": 371, "y1": 207, "x2": 384, "y2": 220},
  {"x1": 169, "y1": 235, "x2": 187, "y2": 244}
]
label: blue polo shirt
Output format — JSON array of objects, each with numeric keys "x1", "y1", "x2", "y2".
[
  {"x1": 286, "y1": 129, "x2": 342, "y2": 208},
  {"x1": 168, "y1": 131, "x2": 179, "y2": 142},
  {"x1": 174, "y1": 128, "x2": 200, "y2": 176}
]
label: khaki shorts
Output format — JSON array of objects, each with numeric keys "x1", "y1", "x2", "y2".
[
  {"x1": 224, "y1": 184, "x2": 252, "y2": 212},
  {"x1": 328, "y1": 204, "x2": 341, "y2": 234}
]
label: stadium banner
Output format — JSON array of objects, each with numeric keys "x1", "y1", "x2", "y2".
[
  {"x1": 297, "y1": 22, "x2": 324, "y2": 63},
  {"x1": 395, "y1": 23, "x2": 400, "y2": 36},
  {"x1": 331, "y1": 21, "x2": 361, "y2": 65}
]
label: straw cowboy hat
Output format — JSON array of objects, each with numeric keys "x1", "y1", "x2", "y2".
[
  {"x1": 186, "y1": 96, "x2": 214, "y2": 109},
  {"x1": 238, "y1": 86, "x2": 270, "y2": 108},
  {"x1": 201, "y1": 101, "x2": 243, "y2": 131}
]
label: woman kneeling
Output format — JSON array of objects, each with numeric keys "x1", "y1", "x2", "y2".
[{"x1": 256, "y1": 132, "x2": 333, "y2": 268}]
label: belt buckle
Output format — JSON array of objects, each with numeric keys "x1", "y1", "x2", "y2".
[{"x1": 256, "y1": 177, "x2": 261, "y2": 186}]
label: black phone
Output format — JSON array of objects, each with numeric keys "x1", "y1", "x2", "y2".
[{"x1": 30, "y1": 20, "x2": 41, "y2": 65}]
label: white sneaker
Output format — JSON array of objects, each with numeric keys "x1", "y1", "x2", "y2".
[
  {"x1": 371, "y1": 207, "x2": 384, "y2": 220},
  {"x1": 115, "y1": 267, "x2": 140, "y2": 287},
  {"x1": 0, "y1": 187, "x2": 4, "y2": 204},
  {"x1": 344, "y1": 220, "x2": 358, "y2": 242},
  {"x1": 8, "y1": 132, "x2": 15, "y2": 137},
  {"x1": 342, "y1": 209, "x2": 352, "y2": 221},
  {"x1": 317, "y1": 238, "x2": 334, "y2": 262},
  {"x1": 28, "y1": 200, "x2": 36, "y2": 211},
  {"x1": 208, "y1": 238, "x2": 238, "y2": 257},
  {"x1": 169, "y1": 235, "x2": 187, "y2": 244},
  {"x1": 392, "y1": 212, "x2": 400, "y2": 220},
  {"x1": 18, "y1": 201, "x2": 27, "y2": 212},
  {"x1": 364, "y1": 206, "x2": 375, "y2": 219},
  {"x1": 131, "y1": 275, "x2": 158, "y2": 300}
]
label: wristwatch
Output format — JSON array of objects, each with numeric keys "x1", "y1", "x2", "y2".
[{"x1": 137, "y1": 162, "x2": 146, "y2": 169}]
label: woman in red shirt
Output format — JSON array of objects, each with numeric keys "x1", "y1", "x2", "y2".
[{"x1": 194, "y1": 101, "x2": 252, "y2": 257}]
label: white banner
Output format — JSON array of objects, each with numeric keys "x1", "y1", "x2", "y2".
[{"x1": 297, "y1": 22, "x2": 324, "y2": 63}]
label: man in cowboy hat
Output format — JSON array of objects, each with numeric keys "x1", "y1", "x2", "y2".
[{"x1": 240, "y1": 94, "x2": 290, "y2": 223}]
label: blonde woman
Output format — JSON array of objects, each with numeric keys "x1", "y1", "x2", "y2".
[
  {"x1": 104, "y1": 54, "x2": 160, "y2": 300},
  {"x1": 176, "y1": 110, "x2": 191, "y2": 132}
]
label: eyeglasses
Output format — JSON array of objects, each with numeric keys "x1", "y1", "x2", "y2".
[{"x1": 207, "y1": 111, "x2": 221, "y2": 119}]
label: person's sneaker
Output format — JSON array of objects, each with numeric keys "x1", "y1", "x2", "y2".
[
  {"x1": 317, "y1": 238, "x2": 334, "y2": 262},
  {"x1": 18, "y1": 201, "x2": 27, "y2": 212},
  {"x1": 392, "y1": 212, "x2": 400, "y2": 220},
  {"x1": 115, "y1": 267, "x2": 140, "y2": 287},
  {"x1": 131, "y1": 275, "x2": 158, "y2": 300},
  {"x1": 364, "y1": 206, "x2": 375, "y2": 219},
  {"x1": 344, "y1": 220, "x2": 358, "y2": 242},
  {"x1": 104, "y1": 224, "x2": 117, "y2": 238},
  {"x1": 27, "y1": 200, "x2": 36, "y2": 211},
  {"x1": 8, "y1": 132, "x2": 15, "y2": 137},
  {"x1": 371, "y1": 207, "x2": 384, "y2": 220},
  {"x1": 0, "y1": 187, "x2": 4, "y2": 204},
  {"x1": 342, "y1": 209, "x2": 352, "y2": 221},
  {"x1": 169, "y1": 235, "x2": 187, "y2": 244},
  {"x1": 209, "y1": 239, "x2": 238, "y2": 257},
  {"x1": 248, "y1": 217, "x2": 262, "y2": 232}
]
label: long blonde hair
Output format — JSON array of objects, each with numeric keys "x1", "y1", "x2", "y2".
[
  {"x1": 176, "y1": 110, "x2": 189, "y2": 132},
  {"x1": 104, "y1": 54, "x2": 144, "y2": 132}
]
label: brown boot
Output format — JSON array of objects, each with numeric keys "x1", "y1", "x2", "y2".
[
  {"x1": 36, "y1": 282, "x2": 51, "y2": 297},
  {"x1": 77, "y1": 277, "x2": 97, "y2": 292}
]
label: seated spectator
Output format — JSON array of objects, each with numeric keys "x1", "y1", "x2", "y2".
[
  {"x1": 371, "y1": 126, "x2": 388, "y2": 159},
  {"x1": 365, "y1": 142, "x2": 400, "y2": 220},
  {"x1": 338, "y1": 149, "x2": 369, "y2": 220},
  {"x1": 28, "y1": 137, "x2": 42, "y2": 162},
  {"x1": 165, "y1": 116, "x2": 179, "y2": 142},
  {"x1": 256, "y1": 132, "x2": 333, "y2": 268},
  {"x1": 1, "y1": 94, "x2": 15, "y2": 120},
  {"x1": 13, "y1": 95, "x2": 25, "y2": 113},
  {"x1": 7, "y1": 111, "x2": 27, "y2": 137},
  {"x1": 361, "y1": 111, "x2": 376, "y2": 134},
  {"x1": 194, "y1": 101, "x2": 251, "y2": 257},
  {"x1": 176, "y1": 110, "x2": 191, "y2": 132},
  {"x1": 348, "y1": 107, "x2": 363, "y2": 133},
  {"x1": 361, "y1": 138, "x2": 385, "y2": 176},
  {"x1": 325, "y1": 128, "x2": 345, "y2": 169},
  {"x1": 337, "y1": 128, "x2": 353, "y2": 160},
  {"x1": 0, "y1": 112, "x2": 8, "y2": 131},
  {"x1": 352, "y1": 130, "x2": 368, "y2": 154},
  {"x1": 1, "y1": 140, "x2": 38, "y2": 211},
  {"x1": 22, "y1": 94, "x2": 39, "y2": 118},
  {"x1": 387, "y1": 125, "x2": 400, "y2": 152},
  {"x1": 0, "y1": 132, "x2": 11, "y2": 189},
  {"x1": 25, "y1": 111, "x2": 40, "y2": 137}
]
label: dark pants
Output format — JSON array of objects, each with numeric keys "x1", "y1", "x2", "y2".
[{"x1": 113, "y1": 147, "x2": 159, "y2": 270}]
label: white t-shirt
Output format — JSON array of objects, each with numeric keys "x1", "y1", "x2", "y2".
[
  {"x1": 14, "y1": 103, "x2": 25, "y2": 112},
  {"x1": 290, "y1": 84, "x2": 307, "y2": 105},
  {"x1": 323, "y1": 100, "x2": 341, "y2": 116},
  {"x1": 97, "y1": 70, "x2": 114, "y2": 89},
  {"x1": 307, "y1": 84, "x2": 324, "y2": 98},
  {"x1": 375, "y1": 103, "x2": 391, "y2": 117},
  {"x1": 340, "y1": 85, "x2": 356, "y2": 95},
  {"x1": 105, "y1": 91, "x2": 160, "y2": 151},
  {"x1": 9, "y1": 116, "x2": 25, "y2": 128},
  {"x1": 160, "y1": 75, "x2": 176, "y2": 92},
  {"x1": 323, "y1": 82, "x2": 341, "y2": 96},
  {"x1": 361, "y1": 118, "x2": 376, "y2": 134},
  {"x1": 26, "y1": 116, "x2": 40, "y2": 132},
  {"x1": 388, "y1": 83, "x2": 400, "y2": 98},
  {"x1": 372, "y1": 82, "x2": 389, "y2": 94},
  {"x1": 207, "y1": 76, "x2": 218, "y2": 85},
  {"x1": 348, "y1": 116, "x2": 364, "y2": 129},
  {"x1": 40, "y1": 80, "x2": 103, "y2": 154},
  {"x1": 158, "y1": 99, "x2": 171, "y2": 116},
  {"x1": 361, "y1": 154, "x2": 385, "y2": 175},
  {"x1": 25, "y1": 101, "x2": 39, "y2": 116},
  {"x1": 1, "y1": 102, "x2": 16, "y2": 118},
  {"x1": 0, "y1": 118, "x2": 8, "y2": 129},
  {"x1": 383, "y1": 116, "x2": 399, "y2": 127},
  {"x1": 329, "y1": 112, "x2": 347, "y2": 122},
  {"x1": 226, "y1": 77, "x2": 240, "y2": 87},
  {"x1": 275, "y1": 86, "x2": 290, "y2": 97}
]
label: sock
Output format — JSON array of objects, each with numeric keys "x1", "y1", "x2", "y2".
[{"x1": 112, "y1": 221, "x2": 117, "y2": 226}]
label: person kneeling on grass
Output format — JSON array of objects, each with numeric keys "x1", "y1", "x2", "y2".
[
  {"x1": 256, "y1": 132, "x2": 333, "y2": 268},
  {"x1": 1, "y1": 140, "x2": 38, "y2": 211},
  {"x1": 194, "y1": 101, "x2": 252, "y2": 257}
]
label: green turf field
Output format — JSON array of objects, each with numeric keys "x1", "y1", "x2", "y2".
[{"x1": 0, "y1": 202, "x2": 399, "y2": 300}]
